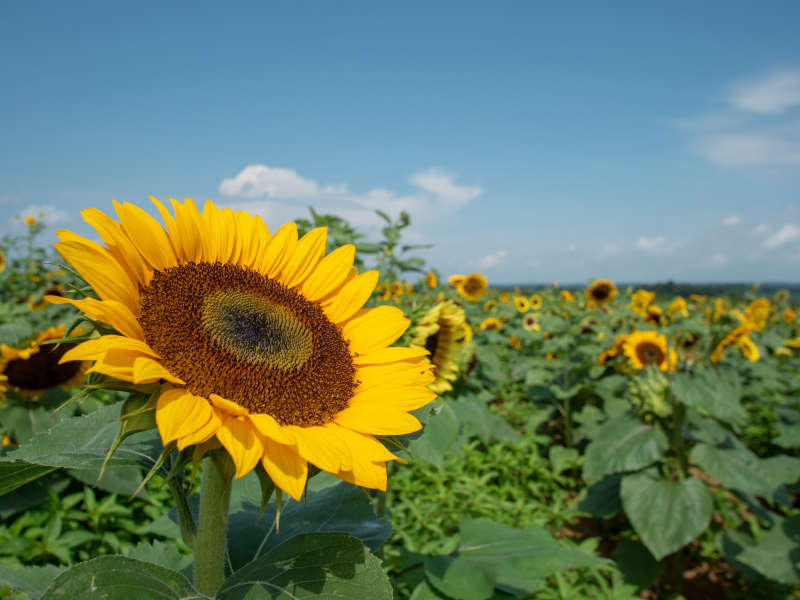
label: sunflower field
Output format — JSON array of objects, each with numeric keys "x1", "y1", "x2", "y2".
[{"x1": 1, "y1": 204, "x2": 799, "y2": 600}]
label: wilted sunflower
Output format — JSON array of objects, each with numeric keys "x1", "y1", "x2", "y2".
[
  {"x1": 736, "y1": 335, "x2": 759, "y2": 362},
  {"x1": 710, "y1": 324, "x2": 750, "y2": 363},
  {"x1": 0, "y1": 325, "x2": 86, "y2": 397},
  {"x1": 597, "y1": 334, "x2": 629, "y2": 366},
  {"x1": 624, "y1": 330, "x2": 676, "y2": 371},
  {"x1": 513, "y1": 296, "x2": 530, "y2": 313},
  {"x1": 585, "y1": 279, "x2": 617, "y2": 309},
  {"x1": 409, "y1": 301, "x2": 468, "y2": 393},
  {"x1": 479, "y1": 317, "x2": 502, "y2": 331},
  {"x1": 48, "y1": 198, "x2": 435, "y2": 500},
  {"x1": 522, "y1": 313, "x2": 540, "y2": 331},
  {"x1": 456, "y1": 273, "x2": 488, "y2": 302},
  {"x1": 425, "y1": 271, "x2": 438, "y2": 288},
  {"x1": 529, "y1": 294, "x2": 542, "y2": 310}
]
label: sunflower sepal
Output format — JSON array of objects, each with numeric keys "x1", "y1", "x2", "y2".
[
  {"x1": 130, "y1": 440, "x2": 176, "y2": 500},
  {"x1": 98, "y1": 391, "x2": 158, "y2": 483}
]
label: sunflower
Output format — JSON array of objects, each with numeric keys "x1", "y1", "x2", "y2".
[
  {"x1": 775, "y1": 347, "x2": 792, "y2": 358},
  {"x1": 47, "y1": 198, "x2": 435, "y2": 500},
  {"x1": 392, "y1": 281, "x2": 405, "y2": 297},
  {"x1": 513, "y1": 296, "x2": 530, "y2": 313},
  {"x1": 499, "y1": 293, "x2": 510, "y2": 303},
  {"x1": 448, "y1": 274, "x2": 465, "y2": 287},
  {"x1": 689, "y1": 294, "x2": 707, "y2": 303},
  {"x1": 712, "y1": 297, "x2": 730, "y2": 322},
  {"x1": 483, "y1": 299, "x2": 498, "y2": 312},
  {"x1": 559, "y1": 289, "x2": 574, "y2": 303},
  {"x1": 585, "y1": 279, "x2": 617, "y2": 309},
  {"x1": 0, "y1": 249, "x2": 5, "y2": 274},
  {"x1": 508, "y1": 334, "x2": 521, "y2": 350},
  {"x1": 377, "y1": 282, "x2": 391, "y2": 301},
  {"x1": 479, "y1": 317, "x2": 502, "y2": 331},
  {"x1": 745, "y1": 298, "x2": 770, "y2": 330},
  {"x1": 597, "y1": 334, "x2": 629, "y2": 365},
  {"x1": 784, "y1": 337, "x2": 800, "y2": 349},
  {"x1": 522, "y1": 313, "x2": 540, "y2": 331},
  {"x1": 736, "y1": 335, "x2": 759, "y2": 362},
  {"x1": 644, "y1": 305, "x2": 663, "y2": 326},
  {"x1": 624, "y1": 330, "x2": 676, "y2": 371},
  {"x1": 0, "y1": 325, "x2": 86, "y2": 397},
  {"x1": 425, "y1": 271, "x2": 438, "y2": 288},
  {"x1": 783, "y1": 308, "x2": 796, "y2": 324},
  {"x1": 775, "y1": 289, "x2": 790, "y2": 303},
  {"x1": 666, "y1": 296, "x2": 689, "y2": 320},
  {"x1": 456, "y1": 273, "x2": 488, "y2": 302},
  {"x1": 678, "y1": 332, "x2": 700, "y2": 351},
  {"x1": 710, "y1": 324, "x2": 750, "y2": 363},
  {"x1": 529, "y1": 294, "x2": 542, "y2": 310},
  {"x1": 630, "y1": 289, "x2": 654, "y2": 316},
  {"x1": 409, "y1": 301, "x2": 468, "y2": 393}
]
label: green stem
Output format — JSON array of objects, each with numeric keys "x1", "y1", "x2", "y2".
[
  {"x1": 193, "y1": 451, "x2": 234, "y2": 596},
  {"x1": 668, "y1": 383, "x2": 687, "y2": 480},
  {"x1": 168, "y1": 478, "x2": 197, "y2": 549}
]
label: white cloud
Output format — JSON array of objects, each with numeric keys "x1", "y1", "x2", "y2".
[
  {"x1": 722, "y1": 215, "x2": 741, "y2": 226},
  {"x1": 709, "y1": 252, "x2": 728, "y2": 267},
  {"x1": 754, "y1": 223, "x2": 769, "y2": 234},
  {"x1": 729, "y1": 68, "x2": 800, "y2": 114},
  {"x1": 476, "y1": 249, "x2": 507, "y2": 269},
  {"x1": 764, "y1": 224, "x2": 800, "y2": 249},
  {"x1": 635, "y1": 235, "x2": 668, "y2": 253},
  {"x1": 693, "y1": 133, "x2": 800, "y2": 167},
  {"x1": 17, "y1": 204, "x2": 71, "y2": 227},
  {"x1": 219, "y1": 164, "x2": 482, "y2": 228}
]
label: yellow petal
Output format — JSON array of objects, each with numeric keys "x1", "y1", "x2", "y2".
[
  {"x1": 82, "y1": 207, "x2": 152, "y2": 287},
  {"x1": 287, "y1": 425, "x2": 353, "y2": 473},
  {"x1": 157, "y1": 389, "x2": 205, "y2": 445},
  {"x1": 298, "y1": 244, "x2": 356, "y2": 302},
  {"x1": 355, "y1": 360, "x2": 435, "y2": 392},
  {"x1": 201, "y1": 200, "x2": 222, "y2": 263},
  {"x1": 45, "y1": 296, "x2": 145, "y2": 341},
  {"x1": 216, "y1": 416, "x2": 264, "y2": 479},
  {"x1": 258, "y1": 221, "x2": 296, "y2": 277},
  {"x1": 209, "y1": 394, "x2": 249, "y2": 417},
  {"x1": 61, "y1": 335, "x2": 159, "y2": 363},
  {"x1": 261, "y1": 438, "x2": 308, "y2": 501},
  {"x1": 280, "y1": 227, "x2": 327, "y2": 289},
  {"x1": 176, "y1": 408, "x2": 223, "y2": 451},
  {"x1": 323, "y1": 424, "x2": 399, "y2": 463},
  {"x1": 217, "y1": 207, "x2": 239, "y2": 264},
  {"x1": 323, "y1": 270, "x2": 379, "y2": 324},
  {"x1": 170, "y1": 198, "x2": 204, "y2": 263},
  {"x1": 343, "y1": 306, "x2": 410, "y2": 355},
  {"x1": 248, "y1": 413, "x2": 295, "y2": 445},
  {"x1": 352, "y1": 347, "x2": 430, "y2": 365},
  {"x1": 132, "y1": 357, "x2": 185, "y2": 385},
  {"x1": 335, "y1": 459, "x2": 388, "y2": 491},
  {"x1": 349, "y1": 386, "x2": 436, "y2": 411},
  {"x1": 334, "y1": 405, "x2": 422, "y2": 435},
  {"x1": 113, "y1": 200, "x2": 177, "y2": 271}
]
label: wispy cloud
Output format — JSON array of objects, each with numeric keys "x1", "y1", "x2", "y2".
[
  {"x1": 709, "y1": 252, "x2": 728, "y2": 267},
  {"x1": 764, "y1": 224, "x2": 800, "y2": 249},
  {"x1": 693, "y1": 133, "x2": 800, "y2": 167},
  {"x1": 729, "y1": 68, "x2": 800, "y2": 114},
  {"x1": 754, "y1": 223, "x2": 769, "y2": 234},
  {"x1": 635, "y1": 235, "x2": 668, "y2": 253},
  {"x1": 476, "y1": 249, "x2": 507, "y2": 269},
  {"x1": 17, "y1": 204, "x2": 72, "y2": 227},
  {"x1": 722, "y1": 215, "x2": 741, "y2": 226}
]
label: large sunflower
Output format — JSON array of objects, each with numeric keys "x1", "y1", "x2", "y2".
[
  {"x1": 409, "y1": 301, "x2": 468, "y2": 393},
  {"x1": 624, "y1": 330, "x2": 676, "y2": 371},
  {"x1": 47, "y1": 198, "x2": 435, "y2": 500},
  {"x1": 0, "y1": 325, "x2": 86, "y2": 397},
  {"x1": 585, "y1": 279, "x2": 617, "y2": 309}
]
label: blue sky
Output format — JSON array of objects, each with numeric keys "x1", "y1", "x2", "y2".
[{"x1": 2, "y1": 1, "x2": 800, "y2": 284}]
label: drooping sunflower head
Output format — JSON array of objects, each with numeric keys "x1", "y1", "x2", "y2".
[
  {"x1": 736, "y1": 335, "x2": 760, "y2": 362},
  {"x1": 522, "y1": 313, "x2": 540, "y2": 331},
  {"x1": 529, "y1": 294, "x2": 542, "y2": 310},
  {"x1": 479, "y1": 317, "x2": 502, "y2": 331},
  {"x1": 409, "y1": 301, "x2": 468, "y2": 393},
  {"x1": 456, "y1": 273, "x2": 488, "y2": 302},
  {"x1": 585, "y1": 279, "x2": 617, "y2": 308},
  {"x1": 624, "y1": 330, "x2": 676, "y2": 371},
  {"x1": 0, "y1": 325, "x2": 86, "y2": 397},
  {"x1": 426, "y1": 271, "x2": 438, "y2": 288},
  {"x1": 513, "y1": 296, "x2": 530, "y2": 313},
  {"x1": 48, "y1": 198, "x2": 435, "y2": 499}
]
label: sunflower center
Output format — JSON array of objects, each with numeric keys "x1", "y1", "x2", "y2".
[
  {"x1": 4, "y1": 343, "x2": 80, "y2": 390},
  {"x1": 592, "y1": 285, "x2": 611, "y2": 300},
  {"x1": 424, "y1": 329, "x2": 440, "y2": 360},
  {"x1": 636, "y1": 342, "x2": 665, "y2": 365},
  {"x1": 138, "y1": 262, "x2": 356, "y2": 426},
  {"x1": 463, "y1": 278, "x2": 482, "y2": 295}
]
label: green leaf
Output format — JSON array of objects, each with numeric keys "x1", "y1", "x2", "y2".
[
  {"x1": 620, "y1": 472, "x2": 712, "y2": 560},
  {"x1": 548, "y1": 446, "x2": 579, "y2": 475},
  {"x1": 408, "y1": 404, "x2": 461, "y2": 467},
  {"x1": 425, "y1": 555, "x2": 495, "y2": 600},
  {"x1": 578, "y1": 473, "x2": 623, "y2": 518},
  {"x1": 410, "y1": 579, "x2": 448, "y2": 600},
  {"x1": 40, "y1": 556, "x2": 198, "y2": 599},
  {"x1": 125, "y1": 540, "x2": 193, "y2": 572},
  {"x1": 217, "y1": 532, "x2": 392, "y2": 600},
  {"x1": 612, "y1": 540, "x2": 662, "y2": 588},
  {"x1": 0, "y1": 564, "x2": 65, "y2": 599},
  {"x1": 450, "y1": 398, "x2": 521, "y2": 445},
  {"x1": 582, "y1": 415, "x2": 668, "y2": 484},
  {"x1": 227, "y1": 479, "x2": 391, "y2": 570},
  {"x1": 690, "y1": 443, "x2": 777, "y2": 499},
  {"x1": 774, "y1": 423, "x2": 800, "y2": 449},
  {"x1": 672, "y1": 366, "x2": 746, "y2": 426},
  {"x1": 720, "y1": 515, "x2": 800, "y2": 584},
  {"x1": 0, "y1": 462, "x2": 57, "y2": 496}
]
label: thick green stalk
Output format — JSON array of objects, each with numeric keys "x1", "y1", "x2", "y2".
[{"x1": 193, "y1": 452, "x2": 234, "y2": 596}]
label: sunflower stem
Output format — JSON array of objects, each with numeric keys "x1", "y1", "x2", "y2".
[
  {"x1": 168, "y1": 478, "x2": 196, "y2": 549},
  {"x1": 193, "y1": 451, "x2": 234, "y2": 596}
]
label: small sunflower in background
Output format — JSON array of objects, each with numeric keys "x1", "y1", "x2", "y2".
[
  {"x1": 745, "y1": 298, "x2": 770, "y2": 330},
  {"x1": 783, "y1": 308, "x2": 796, "y2": 324},
  {"x1": 425, "y1": 271, "x2": 437, "y2": 288},
  {"x1": 513, "y1": 295, "x2": 530, "y2": 313},
  {"x1": 48, "y1": 198, "x2": 435, "y2": 499},
  {"x1": 711, "y1": 324, "x2": 750, "y2": 363},
  {"x1": 455, "y1": 273, "x2": 488, "y2": 302},
  {"x1": 499, "y1": 292, "x2": 510, "y2": 303},
  {"x1": 666, "y1": 296, "x2": 689, "y2": 320},
  {"x1": 479, "y1": 317, "x2": 502, "y2": 331},
  {"x1": 774, "y1": 289, "x2": 790, "y2": 303},
  {"x1": 508, "y1": 334, "x2": 521, "y2": 350},
  {"x1": 624, "y1": 330, "x2": 676, "y2": 371},
  {"x1": 522, "y1": 313, "x2": 540, "y2": 331},
  {"x1": 736, "y1": 335, "x2": 759, "y2": 362},
  {"x1": 409, "y1": 301, "x2": 469, "y2": 393},
  {"x1": 0, "y1": 325, "x2": 86, "y2": 397},
  {"x1": 0, "y1": 249, "x2": 5, "y2": 274},
  {"x1": 630, "y1": 289, "x2": 654, "y2": 316},
  {"x1": 392, "y1": 280, "x2": 405, "y2": 297},
  {"x1": 585, "y1": 279, "x2": 617, "y2": 309},
  {"x1": 377, "y1": 282, "x2": 392, "y2": 301},
  {"x1": 447, "y1": 274, "x2": 465, "y2": 287},
  {"x1": 529, "y1": 294, "x2": 542, "y2": 310},
  {"x1": 483, "y1": 299, "x2": 498, "y2": 312},
  {"x1": 644, "y1": 304, "x2": 663, "y2": 326},
  {"x1": 597, "y1": 333, "x2": 629, "y2": 365},
  {"x1": 559, "y1": 289, "x2": 574, "y2": 303},
  {"x1": 689, "y1": 294, "x2": 707, "y2": 303}
]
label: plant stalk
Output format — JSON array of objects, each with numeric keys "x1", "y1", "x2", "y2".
[
  {"x1": 193, "y1": 451, "x2": 234, "y2": 596},
  {"x1": 168, "y1": 478, "x2": 197, "y2": 549}
]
